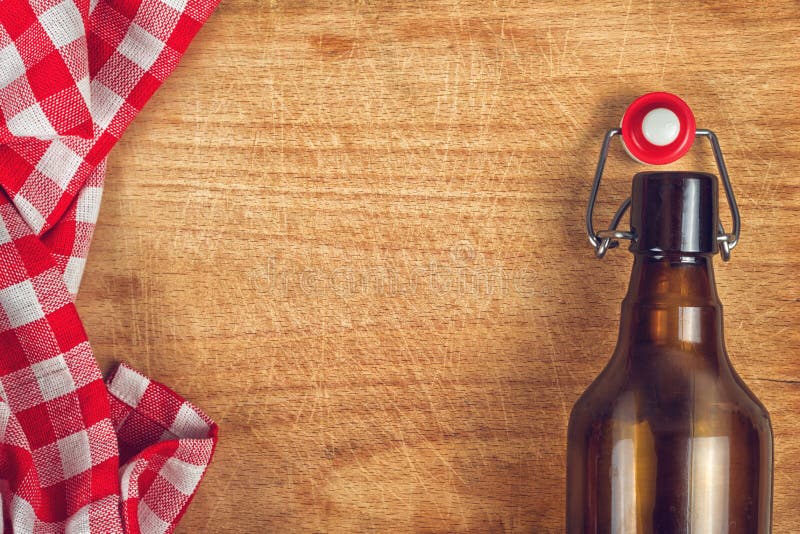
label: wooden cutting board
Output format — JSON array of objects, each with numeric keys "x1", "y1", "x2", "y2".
[{"x1": 77, "y1": 1, "x2": 800, "y2": 531}]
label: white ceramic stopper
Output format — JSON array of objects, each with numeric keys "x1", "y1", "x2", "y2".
[{"x1": 641, "y1": 107, "x2": 680, "y2": 146}]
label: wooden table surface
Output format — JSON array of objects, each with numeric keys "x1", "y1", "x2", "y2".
[{"x1": 76, "y1": 1, "x2": 800, "y2": 531}]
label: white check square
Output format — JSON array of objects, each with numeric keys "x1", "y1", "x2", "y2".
[
  {"x1": 36, "y1": 140, "x2": 84, "y2": 190},
  {"x1": 32, "y1": 356, "x2": 77, "y2": 401},
  {"x1": 0, "y1": 280, "x2": 45, "y2": 328},
  {"x1": 64, "y1": 256, "x2": 87, "y2": 295},
  {"x1": 118, "y1": 23, "x2": 165, "y2": 71},
  {"x1": 159, "y1": 457, "x2": 205, "y2": 496},
  {"x1": 90, "y1": 80, "x2": 125, "y2": 130},
  {"x1": 0, "y1": 44, "x2": 26, "y2": 90},
  {"x1": 0, "y1": 217, "x2": 11, "y2": 245},
  {"x1": 76, "y1": 186, "x2": 103, "y2": 224},
  {"x1": 7, "y1": 103, "x2": 58, "y2": 139},
  {"x1": 109, "y1": 364, "x2": 150, "y2": 408},
  {"x1": 169, "y1": 404, "x2": 211, "y2": 439},
  {"x1": 38, "y1": 1, "x2": 86, "y2": 48},
  {"x1": 138, "y1": 501, "x2": 171, "y2": 534},
  {"x1": 160, "y1": 0, "x2": 188, "y2": 12},
  {"x1": 76, "y1": 76, "x2": 91, "y2": 107},
  {"x1": 57, "y1": 430, "x2": 92, "y2": 478},
  {"x1": 10, "y1": 496, "x2": 36, "y2": 533}
]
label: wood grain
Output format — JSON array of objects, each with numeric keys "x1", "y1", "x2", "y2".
[{"x1": 76, "y1": 1, "x2": 800, "y2": 531}]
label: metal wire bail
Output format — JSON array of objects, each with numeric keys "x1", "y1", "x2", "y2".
[{"x1": 585, "y1": 128, "x2": 741, "y2": 261}]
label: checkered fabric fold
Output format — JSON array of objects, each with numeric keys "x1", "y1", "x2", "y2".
[{"x1": 0, "y1": 0, "x2": 220, "y2": 532}]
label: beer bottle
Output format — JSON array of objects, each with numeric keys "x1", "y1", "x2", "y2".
[{"x1": 568, "y1": 93, "x2": 773, "y2": 532}]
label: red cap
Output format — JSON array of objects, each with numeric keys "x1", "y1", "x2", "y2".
[{"x1": 620, "y1": 92, "x2": 696, "y2": 165}]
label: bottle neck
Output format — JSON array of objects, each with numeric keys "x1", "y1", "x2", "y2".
[{"x1": 616, "y1": 254, "x2": 725, "y2": 357}]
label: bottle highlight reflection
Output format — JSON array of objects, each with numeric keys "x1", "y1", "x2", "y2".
[{"x1": 567, "y1": 172, "x2": 773, "y2": 533}]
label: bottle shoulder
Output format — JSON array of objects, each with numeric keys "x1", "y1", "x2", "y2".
[{"x1": 568, "y1": 347, "x2": 772, "y2": 438}]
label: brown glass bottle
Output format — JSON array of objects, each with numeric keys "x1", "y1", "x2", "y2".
[{"x1": 567, "y1": 172, "x2": 773, "y2": 533}]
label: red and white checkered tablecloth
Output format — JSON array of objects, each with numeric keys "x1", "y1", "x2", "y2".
[{"x1": 0, "y1": 0, "x2": 220, "y2": 531}]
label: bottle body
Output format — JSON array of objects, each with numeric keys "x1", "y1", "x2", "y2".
[{"x1": 566, "y1": 255, "x2": 773, "y2": 533}]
